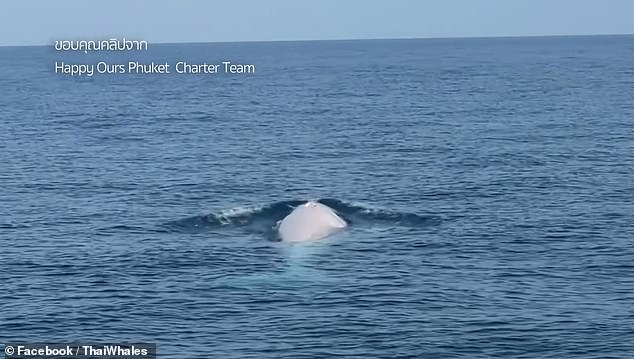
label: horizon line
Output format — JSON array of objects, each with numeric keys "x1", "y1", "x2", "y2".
[{"x1": 1, "y1": 33, "x2": 632, "y2": 48}]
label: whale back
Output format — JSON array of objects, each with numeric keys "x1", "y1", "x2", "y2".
[{"x1": 278, "y1": 201, "x2": 347, "y2": 242}]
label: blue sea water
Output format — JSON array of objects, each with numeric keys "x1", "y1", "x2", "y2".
[{"x1": 1, "y1": 36, "x2": 634, "y2": 358}]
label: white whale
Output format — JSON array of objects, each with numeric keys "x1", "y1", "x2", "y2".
[{"x1": 278, "y1": 201, "x2": 347, "y2": 242}]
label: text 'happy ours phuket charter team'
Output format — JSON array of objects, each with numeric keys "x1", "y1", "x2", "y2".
[{"x1": 54, "y1": 61, "x2": 256, "y2": 76}]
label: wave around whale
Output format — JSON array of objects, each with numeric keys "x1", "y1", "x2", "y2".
[{"x1": 164, "y1": 199, "x2": 441, "y2": 240}]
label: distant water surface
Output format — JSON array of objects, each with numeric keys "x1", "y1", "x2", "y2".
[{"x1": 1, "y1": 36, "x2": 633, "y2": 358}]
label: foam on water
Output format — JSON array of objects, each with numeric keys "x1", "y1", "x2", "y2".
[{"x1": 164, "y1": 198, "x2": 441, "y2": 240}]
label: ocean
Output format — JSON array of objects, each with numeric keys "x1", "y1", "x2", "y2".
[{"x1": 1, "y1": 36, "x2": 633, "y2": 358}]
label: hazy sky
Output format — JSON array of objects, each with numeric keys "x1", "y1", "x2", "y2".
[{"x1": 1, "y1": 0, "x2": 633, "y2": 46}]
